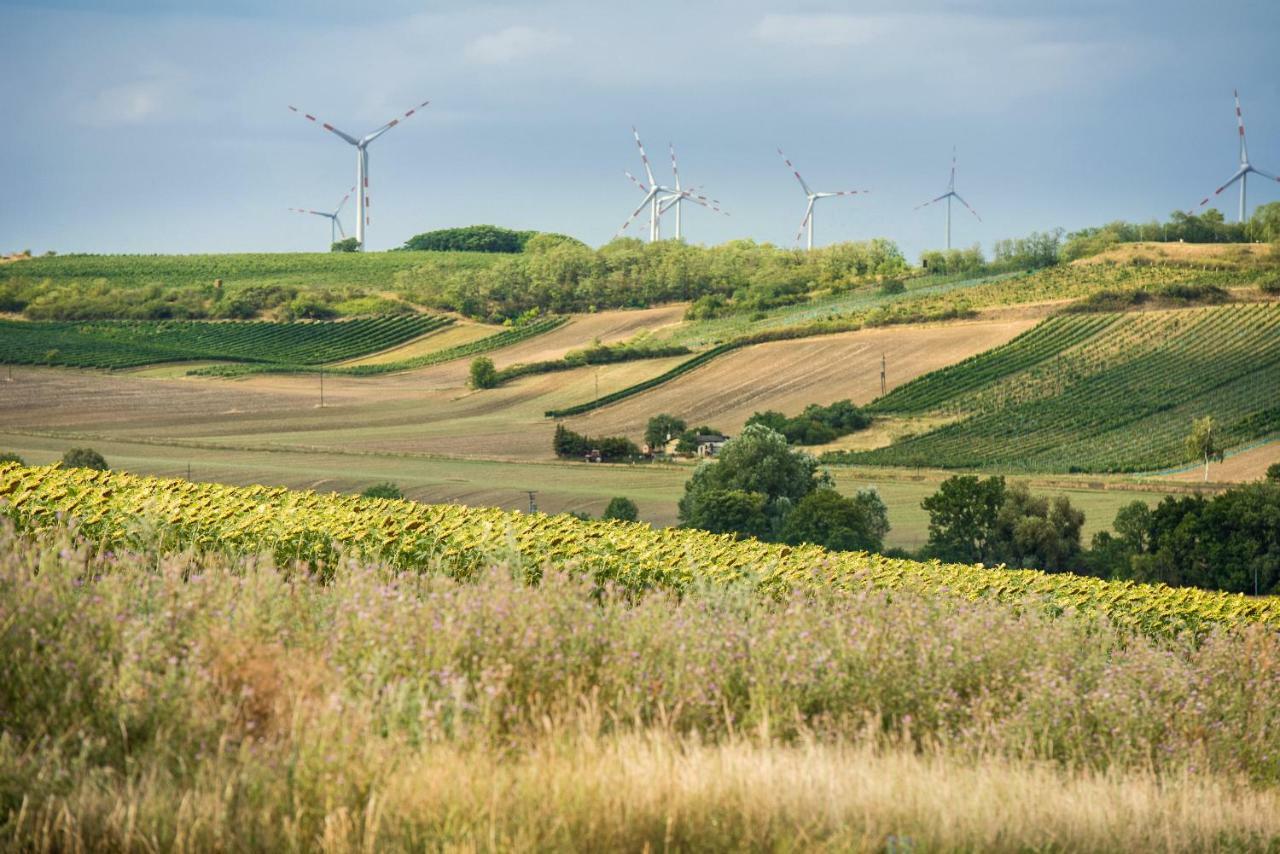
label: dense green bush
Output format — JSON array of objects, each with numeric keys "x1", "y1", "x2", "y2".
[
  {"x1": 361, "y1": 482, "x2": 404, "y2": 500},
  {"x1": 552, "y1": 424, "x2": 640, "y2": 462},
  {"x1": 469, "y1": 357, "x2": 499, "y2": 389},
  {"x1": 60, "y1": 448, "x2": 107, "y2": 471},
  {"x1": 602, "y1": 497, "x2": 639, "y2": 522},
  {"x1": 746, "y1": 400, "x2": 871, "y2": 446},
  {"x1": 401, "y1": 225, "x2": 539, "y2": 253},
  {"x1": 0, "y1": 452, "x2": 25, "y2": 466}
]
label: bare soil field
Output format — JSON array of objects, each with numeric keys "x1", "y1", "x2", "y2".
[
  {"x1": 1167, "y1": 438, "x2": 1280, "y2": 484},
  {"x1": 568, "y1": 317, "x2": 1040, "y2": 440}
]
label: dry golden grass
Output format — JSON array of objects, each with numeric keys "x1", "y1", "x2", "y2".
[
  {"x1": 1073, "y1": 241, "x2": 1271, "y2": 268},
  {"x1": 11, "y1": 731, "x2": 1279, "y2": 853}
]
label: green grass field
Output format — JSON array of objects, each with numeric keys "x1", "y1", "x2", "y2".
[{"x1": 837, "y1": 303, "x2": 1280, "y2": 472}]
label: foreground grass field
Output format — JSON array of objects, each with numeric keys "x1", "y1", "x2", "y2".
[{"x1": 3, "y1": 515, "x2": 1278, "y2": 850}]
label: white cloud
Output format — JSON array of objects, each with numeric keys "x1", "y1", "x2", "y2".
[
  {"x1": 753, "y1": 13, "x2": 896, "y2": 47},
  {"x1": 85, "y1": 76, "x2": 181, "y2": 126},
  {"x1": 464, "y1": 25, "x2": 569, "y2": 65}
]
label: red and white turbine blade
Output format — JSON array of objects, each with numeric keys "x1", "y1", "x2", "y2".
[
  {"x1": 953, "y1": 193, "x2": 982, "y2": 222},
  {"x1": 777, "y1": 147, "x2": 813, "y2": 196},
  {"x1": 632, "y1": 127, "x2": 657, "y2": 187},
  {"x1": 1189, "y1": 172, "x2": 1244, "y2": 212},
  {"x1": 794, "y1": 202, "x2": 813, "y2": 244},
  {"x1": 287, "y1": 104, "x2": 359, "y2": 145},
  {"x1": 334, "y1": 187, "x2": 355, "y2": 215},
  {"x1": 949, "y1": 147, "x2": 957, "y2": 191},
  {"x1": 1234, "y1": 89, "x2": 1249, "y2": 163},
  {"x1": 616, "y1": 192, "x2": 656, "y2": 236},
  {"x1": 366, "y1": 99, "x2": 431, "y2": 142},
  {"x1": 682, "y1": 189, "x2": 728, "y2": 215},
  {"x1": 829, "y1": 189, "x2": 869, "y2": 197},
  {"x1": 669, "y1": 142, "x2": 681, "y2": 189},
  {"x1": 624, "y1": 170, "x2": 649, "y2": 193}
]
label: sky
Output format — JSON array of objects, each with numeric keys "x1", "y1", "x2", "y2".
[{"x1": 1, "y1": 0, "x2": 1278, "y2": 260}]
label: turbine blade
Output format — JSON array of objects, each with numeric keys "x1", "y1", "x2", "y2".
[
  {"x1": 949, "y1": 146, "x2": 957, "y2": 192},
  {"x1": 334, "y1": 187, "x2": 354, "y2": 215},
  {"x1": 679, "y1": 189, "x2": 728, "y2": 215},
  {"x1": 364, "y1": 99, "x2": 431, "y2": 143},
  {"x1": 287, "y1": 104, "x2": 359, "y2": 145},
  {"x1": 1250, "y1": 166, "x2": 1279, "y2": 182},
  {"x1": 952, "y1": 193, "x2": 982, "y2": 222},
  {"x1": 669, "y1": 142, "x2": 681, "y2": 191},
  {"x1": 1189, "y1": 171, "x2": 1245, "y2": 212},
  {"x1": 914, "y1": 193, "x2": 949, "y2": 210},
  {"x1": 794, "y1": 200, "x2": 814, "y2": 244},
  {"x1": 624, "y1": 170, "x2": 649, "y2": 193},
  {"x1": 632, "y1": 127, "x2": 657, "y2": 187},
  {"x1": 825, "y1": 189, "x2": 869, "y2": 197},
  {"x1": 616, "y1": 191, "x2": 657, "y2": 236},
  {"x1": 777, "y1": 148, "x2": 813, "y2": 196},
  {"x1": 1235, "y1": 89, "x2": 1248, "y2": 164},
  {"x1": 335, "y1": 217, "x2": 346, "y2": 238}
]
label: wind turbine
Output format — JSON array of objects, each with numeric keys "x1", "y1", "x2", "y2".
[
  {"x1": 1188, "y1": 89, "x2": 1279, "y2": 223},
  {"x1": 656, "y1": 143, "x2": 727, "y2": 241},
  {"x1": 617, "y1": 128, "x2": 723, "y2": 242},
  {"x1": 777, "y1": 148, "x2": 868, "y2": 250},
  {"x1": 287, "y1": 98, "x2": 430, "y2": 250},
  {"x1": 289, "y1": 187, "x2": 354, "y2": 247},
  {"x1": 915, "y1": 148, "x2": 981, "y2": 250}
]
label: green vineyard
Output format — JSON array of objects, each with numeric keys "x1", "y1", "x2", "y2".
[
  {"x1": 189, "y1": 315, "x2": 569, "y2": 377},
  {"x1": 2, "y1": 464, "x2": 1276, "y2": 637},
  {"x1": 0, "y1": 314, "x2": 451, "y2": 369},
  {"x1": 838, "y1": 303, "x2": 1280, "y2": 472}
]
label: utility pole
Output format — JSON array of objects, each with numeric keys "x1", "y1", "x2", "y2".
[
  {"x1": 880, "y1": 353, "x2": 887, "y2": 396},
  {"x1": 595, "y1": 368, "x2": 600, "y2": 404},
  {"x1": 319, "y1": 365, "x2": 325, "y2": 408},
  {"x1": 186, "y1": 462, "x2": 191, "y2": 481},
  {"x1": 527, "y1": 491, "x2": 537, "y2": 514}
]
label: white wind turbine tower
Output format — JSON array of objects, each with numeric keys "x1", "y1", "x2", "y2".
[
  {"x1": 777, "y1": 148, "x2": 869, "y2": 250},
  {"x1": 1188, "y1": 89, "x2": 1279, "y2": 223},
  {"x1": 617, "y1": 128, "x2": 724, "y2": 242},
  {"x1": 289, "y1": 186, "x2": 355, "y2": 247},
  {"x1": 287, "y1": 99, "x2": 430, "y2": 250},
  {"x1": 915, "y1": 148, "x2": 981, "y2": 250}
]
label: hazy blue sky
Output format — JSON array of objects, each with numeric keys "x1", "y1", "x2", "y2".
[{"x1": 2, "y1": 0, "x2": 1277, "y2": 258}]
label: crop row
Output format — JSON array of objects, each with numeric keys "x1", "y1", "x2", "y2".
[
  {"x1": 0, "y1": 315, "x2": 450, "y2": 369},
  {"x1": 189, "y1": 316, "x2": 569, "y2": 377},
  {"x1": 2, "y1": 464, "x2": 1277, "y2": 638},
  {"x1": 840, "y1": 303, "x2": 1280, "y2": 472}
]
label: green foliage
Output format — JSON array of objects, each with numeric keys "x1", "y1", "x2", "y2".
[
  {"x1": 746, "y1": 400, "x2": 870, "y2": 445},
  {"x1": 677, "y1": 488, "x2": 770, "y2": 539},
  {"x1": 1093, "y1": 483, "x2": 1280, "y2": 595},
  {"x1": 469, "y1": 356, "x2": 499, "y2": 390},
  {"x1": 840, "y1": 304, "x2": 1280, "y2": 473},
  {"x1": 330, "y1": 237, "x2": 360, "y2": 252},
  {"x1": 0, "y1": 315, "x2": 449, "y2": 369},
  {"x1": 921, "y1": 476, "x2": 1008, "y2": 564},
  {"x1": 1061, "y1": 208, "x2": 1280, "y2": 262},
  {"x1": 780, "y1": 488, "x2": 889, "y2": 553},
  {"x1": 678, "y1": 425, "x2": 828, "y2": 538},
  {"x1": 1266, "y1": 462, "x2": 1280, "y2": 481},
  {"x1": 492, "y1": 340, "x2": 691, "y2": 386},
  {"x1": 644, "y1": 414, "x2": 687, "y2": 451},
  {"x1": 552, "y1": 424, "x2": 640, "y2": 462},
  {"x1": 602, "y1": 497, "x2": 639, "y2": 522},
  {"x1": 60, "y1": 448, "x2": 107, "y2": 471},
  {"x1": 1185, "y1": 416, "x2": 1225, "y2": 481},
  {"x1": 0, "y1": 452, "x2": 25, "y2": 466},
  {"x1": 1063, "y1": 283, "x2": 1229, "y2": 313},
  {"x1": 990, "y1": 229, "x2": 1063, "y2": 271},
  {"x1": 361, "y1": 482, "x2": 404, "y2": 500},
  {"x1": 673, "y1": 426, "x2": 724, "y2": 455},
  {"x1": 919, "y1": 245, "x2": 986, "y2": 275},
  {"x1": 396, "y1": 237, "x2": 907, "y2": 322},
  {"x1": 400, "y1": 225, "x2": 538, "y2": 253},
  {"x1": 877, "y1": 279, "x2": 906, "y2": 296}
]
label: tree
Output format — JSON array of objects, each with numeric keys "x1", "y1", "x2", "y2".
[
  {"x1": 1267, "y1": 462, "x2": 1280, "y2": 482},
  {"x1": 0, "y1": 451, "x2": 25, "y2": 466},
  {"x1": 469, "y1": 357, "x2": 499, "y2": 390},
  {"x1": 602, "y1": 497, "x2": 639, "y2": 522},
  {"x1": 921, "y1": 475, "x2": 1007, "y2": 563},
  {"x1": 780, "y1": 488, "x2": 890, "y2": 552},
  {"x1": 361, "y1": 482, "x2": 403, "y2": 500},
  {"x1": 1185, "y1": 416, "x2": 1224, "y2": 482},
  {"x1": 679, "y1": 489, "x2": 769, "y2": 539},
  {"x1": 644, "y1": 414, "x2": 686, "y2": 451},
  {"x1": 678, "y1": 424, "x2": 828, "y2": 538},
  {"x1": 60, "y1": 447, "x2": 107, "y2": 471},
  {"x1": 989, "y1": 482, "x2": 1084, "y2": 572},
  {"x1": 331, "y1": 237, "x2": 360, "y2": 252}
]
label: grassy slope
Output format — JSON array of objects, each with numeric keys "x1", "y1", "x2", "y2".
[{"x1": 842, "y1": 303, "x2": 1280, "y2": 472}]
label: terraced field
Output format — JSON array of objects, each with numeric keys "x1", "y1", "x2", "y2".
[
  {"x1": 3, "y1": 463, "x2": 1275, "y2": 637},
  {"x1": 840, "y1": 303, "x2": 1280, "y2": 472},
  {"x1": 0, "y1": 315, "x2": 450, "y2": 369}
]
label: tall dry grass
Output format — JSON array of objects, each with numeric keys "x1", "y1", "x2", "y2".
[{"x1": 2, "y1": 524, "x2": 1279, "y2": 851}]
